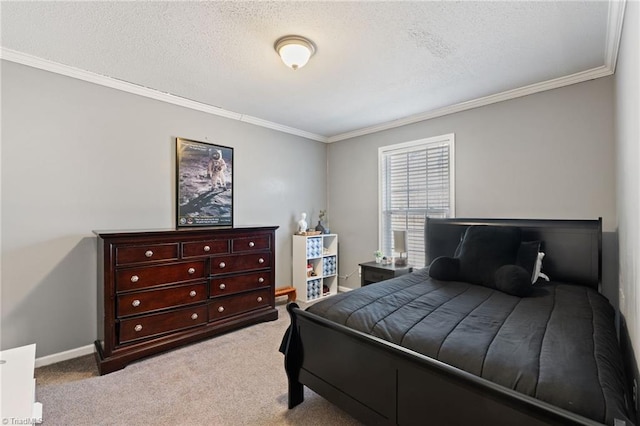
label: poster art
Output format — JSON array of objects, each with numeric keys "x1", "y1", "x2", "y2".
[{"x1": 176, "y1": 137, "x2": 233, "y2": 227}]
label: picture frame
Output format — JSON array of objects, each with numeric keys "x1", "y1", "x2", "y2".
[{"x1": 176, "y1": 137, "x2": 233, "y2": 228}]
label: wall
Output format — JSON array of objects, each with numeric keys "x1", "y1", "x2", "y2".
[
  {"x1": 1, "y1": 61, "x2": 327, "y2": 358},
  {"x1": 328, "y1": 77, "x2": 617, "y2": 303},
  {"x1": 615, "y1": 0, "x2": 640, "y2": 371},
  {"x1": 1, "y1": 39, "x2": 628, "y2": 363}
]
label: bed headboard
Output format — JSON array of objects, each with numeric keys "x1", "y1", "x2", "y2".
[{"x1": 425, "y1": 217, "x2": 602, "y2": 290}]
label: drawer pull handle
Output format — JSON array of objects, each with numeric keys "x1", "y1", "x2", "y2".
[
  {"x1": 219, "y1": 262, "x2": 226, "y2": 268},
  {"x1": 134, "y1": 324, "x2": 142, "y2": 332},
  {"x1": 204, "y1": 245, "x2": 211, "y2": 252},
  {"x1": 145, "y1": 250, "x2": 153, "y2": 258},
  {"x1": 218, "y1": 306, "x2": 224, "y2": 313},
  {"x1": 258, "y1": 277, "x2": 265, "y2": 283},
  {"x1": 219, "y1": 283, "x2": 226, "y2": 290},
  {"x1": 249, "y1": 241, "x2": 255, "y2": 247},
  {"x1": 191, "y1": 313, "x2": 198, "y2": 320},
  {"x1": 189, "y1": 290, "x2": 197, "y2": 297},
  {"x1": 188, "y1": 267, "x2": 196, "y2": 274},
  {"x1": 258, "y1": 258, "x2": 265, "y2": 264},
  {"x1": 257, "y1": 296, "x2": 263, "y2": 303},
  {"x1": 131, "y1": 275, "x2": 139, "y2": 283},
  {"x1": 132, "y1": 299, "x2": 141, "y2": 307}
]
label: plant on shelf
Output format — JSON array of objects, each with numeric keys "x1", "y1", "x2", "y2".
[
  {"x1": 374, "y1": 250, "x2": 383, "y2": 264},
  {"x1": 316, "y1": 209, "x2": 330, "y2": 234}
]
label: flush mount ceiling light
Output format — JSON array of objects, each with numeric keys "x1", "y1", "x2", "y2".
[{"x1": 274, "y1": 35, "x2": 316, "y2": 70}]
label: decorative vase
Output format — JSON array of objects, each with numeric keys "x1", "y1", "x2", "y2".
[{"x1": 315, "y1": 221, "x2": 326, "y2": 234}]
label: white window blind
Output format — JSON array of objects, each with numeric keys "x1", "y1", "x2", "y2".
[{"x1": 379, "y1": 134, "x2": 455, "y2": 267}]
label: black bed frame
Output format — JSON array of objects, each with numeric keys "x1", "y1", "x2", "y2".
[{"x1": 282, "y1": 218, "x2": 631, "y2": 425}]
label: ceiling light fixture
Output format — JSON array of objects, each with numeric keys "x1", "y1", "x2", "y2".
[{"x1": 274, "y1": 35, "x2": 316, "y2": 70}]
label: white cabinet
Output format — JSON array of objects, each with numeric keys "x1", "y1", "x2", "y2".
[
  {"x1": 0, "y1": 344, "x2": 43, "y2": 424},
  {"x1": 293, "y1": 234, "x2": 338, "y2": 302}
]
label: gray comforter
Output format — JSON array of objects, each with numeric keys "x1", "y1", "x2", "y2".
[{"x1": 306, "y1": 268, "x2": 632, "y2": 425}]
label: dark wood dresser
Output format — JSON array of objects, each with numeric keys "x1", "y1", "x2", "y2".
[{"x1": 94, "y1": 226, "x2": 279, "y2": 374}]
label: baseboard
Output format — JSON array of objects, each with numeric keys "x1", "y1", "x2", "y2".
[
  {"x1": 338, "y1": 285, "x2": 354, "y2": 293},
  {"x1": 34, "y1": 344, "x2": 94, "y2": 368}
]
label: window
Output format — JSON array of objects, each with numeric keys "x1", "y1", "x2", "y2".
[{"x1": 379, "y1": 134, "x2": 455, "y2": 267}]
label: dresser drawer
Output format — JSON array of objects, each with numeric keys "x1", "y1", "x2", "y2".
[
  {"x1": 117, "y1": 282, "x2": 207, "y2": 317},
  {"x1": 209, "y1": 288, "x2": 271, "y2": 321},
  {"x1": 363, "y1": 268, "x2": 393, "y2": 283},
  {"x1": 210, "y1": 254, "x2": 271, "y2": 275},
  {"x1": 116, "y1": 261, "x2": 205, "y2": 292},
  {"x1": 118, "y1": 304, "x2": 207, "y2": 344},
  {"x1": 231, "y1": 235, "x2": 271, "y2": 253},
  {"x1": 182, "y1": 239, "x2": 229, "y2": 258},
  {"x1": 210, "y1": 272, "x2": 271, "y2": 297},
  {"x1": 116, "y1": 243, "x2": 179, "y2": 266}
]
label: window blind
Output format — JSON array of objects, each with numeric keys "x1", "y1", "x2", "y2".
[{"x1": 379, "y1": 135, "x2": 454, "y2": 267}]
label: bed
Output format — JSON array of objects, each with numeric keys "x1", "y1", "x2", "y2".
[{"x1": 280, "y1": 218, "x2": 635, "y2": 425}]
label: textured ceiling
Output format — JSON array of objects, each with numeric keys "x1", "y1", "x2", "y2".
[{"x1": 0, "y1": 1, "x2": 619, "y2": 141}]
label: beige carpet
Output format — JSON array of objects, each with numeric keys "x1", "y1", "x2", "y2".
[{"x1": 35, "y1": 303, "x2": 362, "y2": 425}]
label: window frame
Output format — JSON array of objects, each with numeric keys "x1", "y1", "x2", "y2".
[{"x1": 378, "y1": 133, "x2": 455, "y2": 267}]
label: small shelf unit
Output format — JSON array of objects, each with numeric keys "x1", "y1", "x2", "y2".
[{"x1": 293, "y1": 234, "x2": 338, "y2": 302}]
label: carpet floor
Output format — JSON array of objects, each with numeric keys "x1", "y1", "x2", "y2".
[{"x1": 35, "y1": 303, "x2": 362, "y2": 425}]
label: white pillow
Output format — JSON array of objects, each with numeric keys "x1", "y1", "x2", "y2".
[{"x1": 532, "y1": 252, "x2": 550, "y2": 283}]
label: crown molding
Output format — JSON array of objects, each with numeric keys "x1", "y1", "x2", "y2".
[
  {"x1": 0, "y1": 48, "x2": 328, "y2": 143},
  {"x1": 604, "y1": 0, "x2": 627, "y2": 71},
  {"x1": 2, "y1": 0, "x2": 625, "y2": 147},
  {"x1": 327, "y1": 64, "x2": 615, "y2": 143},
  {"x1": 238, "y1": 114, "x2": 326, "y2": 142}
]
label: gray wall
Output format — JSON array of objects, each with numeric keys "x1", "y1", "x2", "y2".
[
  {"x1": 328, "y1": 77, "x2": 617, "y2": 304},
  {"x1": 1, "y1": 61, "x2": 327, "y2": 357},
  {"x1": 615, "y1": 0, "x2": 640, "y2": 370},
  {"x1": 0, "y1": 55, "x2": 625, "y2": 361}
]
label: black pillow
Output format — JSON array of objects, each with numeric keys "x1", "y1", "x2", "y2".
[
  {"x1": 428, "y1": 256, "x2": 460, "y2": 281},
  {"x1": 516, "y1": 240, "x2": 541, "y2": 282},
  {"x1": 494, "y1": 265, "x2": 533, "y2": 297},
  {"x1": 456, "y1": 225, "x2": 522, "y2": 287},
  {"x1": 453, "y1": 228, "x2": 468, "y2": 257}
]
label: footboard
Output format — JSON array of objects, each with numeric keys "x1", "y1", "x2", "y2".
[{"x1": 283, "y1": 303, "x2": 607, "y2": 426}]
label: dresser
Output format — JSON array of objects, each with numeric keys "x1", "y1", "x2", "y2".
[{"x1": 94, "y1": 226, "x2": 278, "y2": 374}]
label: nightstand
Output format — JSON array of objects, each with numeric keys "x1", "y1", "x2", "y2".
[{"x1": 359, "y1": 261, "x2": 413, "y2": 286}]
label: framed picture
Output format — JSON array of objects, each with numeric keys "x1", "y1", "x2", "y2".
[{"x1": 176, "y1": 137, "x2": 233, "y2": 227}]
